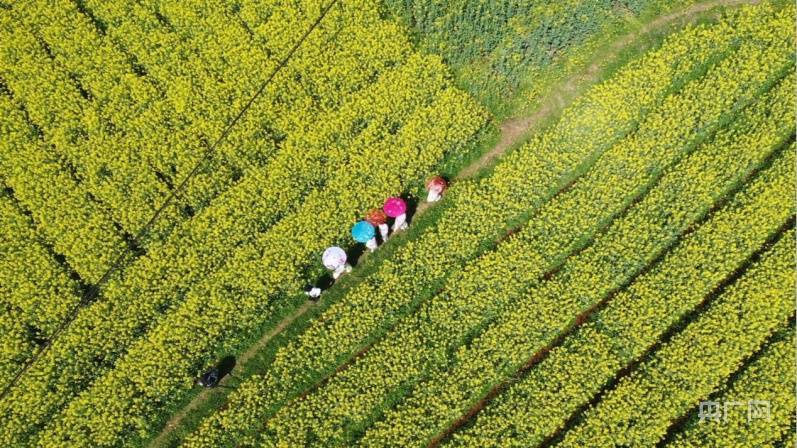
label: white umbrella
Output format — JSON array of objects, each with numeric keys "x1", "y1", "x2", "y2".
[{"x1": 322, "y1": 246, "x2": 347, "y2": 270}]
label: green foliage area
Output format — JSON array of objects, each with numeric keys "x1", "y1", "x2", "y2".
[{"x1": 382, "y1": 0, "x2": 704, "y2": 116}]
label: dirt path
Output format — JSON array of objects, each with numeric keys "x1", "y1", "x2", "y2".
[
  {"x1": 149, "y1": 302, "x2": 313, "y2": 447},
  {"x1": 149, "y1": 1, "x2": 756, "y2": 445},
  {"x1": 456, "y1": 0, "x2": 758, "y2": 180}
]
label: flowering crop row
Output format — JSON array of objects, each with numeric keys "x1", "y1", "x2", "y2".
[
  {"x1": 182, "y1": 7, "x2": 765, "y2": 446},
  {"x1": 0, "y1": 91, "x2": 126, "y2": 378},
  {"x1": 0, "y1": 194, "x2": 81, "y2": 379},
  {"x1": 0, "y1": 94, "x2": 128, "y2": 283},
  {"x1": 447, "y1": 142, "x2": 796, "y2": 448},
  {"x1": 265, "y1": 64, "x2": 796, "y2": 447},
  {"x1": 75, "y1": 0, "x2": 275, "y2": 191},
  {"x1": 0, "y1": 12, "x2": 179, "y2": 239},
  {"x1": 670, "y1": 326, "x2": 795, "y2": 448},
  {"x1": 77, "y1": 0, "x2": 407, "y2": 220},
  {"x1": 556, "y1": 229, "x2": 795, "y2": 447},
  {"x1": 354, "y1": 45, "x2": 796, "y2": 448},
  {"x1": 26, "y1": 84, "x2": 487, "y2": 447},
  {"x1": 7, "y1": 0, "x2": 409, "y2": 241},
  {"x1": 12, "y1": 0, "x2": 236, "y2": 228}
]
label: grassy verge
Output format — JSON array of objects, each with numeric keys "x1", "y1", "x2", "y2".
[{"x1": 468, "y1": 0, "x2": 750, "y2": 120}]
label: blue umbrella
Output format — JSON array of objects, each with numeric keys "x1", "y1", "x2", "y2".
[{"x1": 351, "y1": 220, "x2": 376, "y2": 243}]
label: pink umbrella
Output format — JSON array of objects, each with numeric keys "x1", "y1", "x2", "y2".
[{"x1": 383, "y1": 197, "x2": 407, "y2": 218}]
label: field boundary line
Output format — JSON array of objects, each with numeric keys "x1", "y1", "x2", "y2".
[{"x1": 428, "y1": 137, "x2": 795, "y2": 448}]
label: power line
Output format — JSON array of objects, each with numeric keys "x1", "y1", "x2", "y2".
[{"x1": 0, "y1": 0, "x2": 340, "y2": 401}]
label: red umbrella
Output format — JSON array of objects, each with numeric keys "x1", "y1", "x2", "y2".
[
  {"x1": 365, "y1": 208, "x2": 388, "y2": 226},
  {"x1": 426, "y1": 176, "x2": 448, "y2": 192}
]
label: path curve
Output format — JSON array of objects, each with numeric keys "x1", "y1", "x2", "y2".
[
  {"x1": 149, "y1": 1, "x2": 758, "y2": 445},
  {"x1": 455, "y1": 0, "x2": 760, "y2": 181}
]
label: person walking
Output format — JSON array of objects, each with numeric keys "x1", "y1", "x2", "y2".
[
  {"x1": 322, "y1": 246, "x2": 352, "y2": 280},
  {"x1": 352, "y1": 220, "x2": 378, "y2": 252},
  {"x1": 425, "y1": 176, "x2": 448, "y2": 203},
  {"x1": 384, "y1": 197, "x2": 408, "y2": 233},
  {"x1": 366, "y1": 208, "x2": 390, "y2": 242}
]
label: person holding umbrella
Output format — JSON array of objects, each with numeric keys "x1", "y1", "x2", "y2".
[
  {"x1": 384, "y1": 197, "x2": 408, "y2": 233},
  {"x1": 366, "y1": 208, "x2": 390, "y2": 242},
  {"x1": 322, "y1": 246, "x2": 352, "y2": 280},
  {"x1": 425, "y1": 176, "x2": 448, "y2": 203},
  {"x1": 352, "y1": 220, "x2": 378, "y2": 252}
]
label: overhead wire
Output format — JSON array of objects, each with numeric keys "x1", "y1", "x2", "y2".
[{"x1": 0, "y1": 0, "x2": 341, "y2": 402}]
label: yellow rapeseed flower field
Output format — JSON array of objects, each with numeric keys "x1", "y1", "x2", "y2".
[{"x1": 1, "y1": 0, "x2": 792, "y2": 447}]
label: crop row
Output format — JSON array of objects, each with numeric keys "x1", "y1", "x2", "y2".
[
  {"x1": 26, "y1": 84, "x2": 486, "y2": 447},
  {"x1": 0, "y1": 194, "x2": 81, "y2": 379},
  {"x1": 0, "y1": 93, "x2": 128, "y2": 283},
  {"x1": 670, "y1": 325, "x2": 795, "y2": 448},
  {"x1": 126, "y1": 0, "x2": 417, "y2": 207},
  {"x1": 0, "y1": 11, "x2": 179, "y2": 240},
  {"x1": 0, "y1": 92, "x2": 124, "y2": 376},
  {"x1": 0, "y1": 2, "x2": 481, "y2": 446},
  {"x1": 447, "y1": 142, "x2": 796, "y2": 447},
  {"x1": 6, "y1": 0, "x2": 409, "y2": 245},
  {"x1": 77, "y1": 0, "x2": 402, "y2": 217},
  {"x1": 265, "y1": 59, "x2": 795, "y2": 447},
  {"x1": 557, "y1": 228, "x2": 795, "y2": 447},
  {"x1": 14, "y1": 0, "x2": 241, "y2": 227},
  {"x1": 354, "y1": 38, "x2": 796, "y2": 447},
  {"x1": 182, "y1": 7, "x2": 765, "y2": 446}
]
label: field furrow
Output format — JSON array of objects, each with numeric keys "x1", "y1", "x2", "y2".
[
  {"x1": 0, "y1": 194, "x2": 81, "y2": 379},
  {"x1": 14, "y1": 0, "x2": 243, "y2": 222},
  {"x1": 556, "y1": 228, "x2": 794, "y2": 447},
  {"x1": 0, "y1": 93, "x2": 128, "y2": 284},
  {"x1": 667, "y1": 326, "x2": 795, "y2": 448},
  {"x1": 0, "y1": 14, "x2": 178, "y2": 238},
  {"x1": 446, "y1": 142, "x2": 795, "y2": 448}
]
